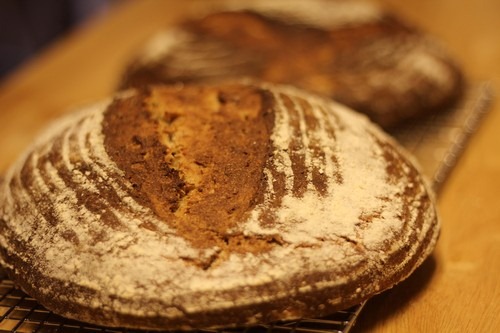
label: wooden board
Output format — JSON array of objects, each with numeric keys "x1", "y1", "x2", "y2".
[{"x1": 0, "y1": 1, "x2": 499, "y2": 332}]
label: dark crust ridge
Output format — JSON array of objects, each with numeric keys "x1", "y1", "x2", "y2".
[{"x1": 120, "y1": 8, "x2": 464, "y2": 128}]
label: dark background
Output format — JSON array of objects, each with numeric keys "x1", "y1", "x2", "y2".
[{"x1": 0, "y1": 0, "x2": 119, "y2": 79}]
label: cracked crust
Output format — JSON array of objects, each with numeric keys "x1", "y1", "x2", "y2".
[
  {"x1": 120, "y1": 0, "x2": 464, "y2": 128},
  {"x1": 0, "y1": 83, "x2": 439, "y2": 330}
]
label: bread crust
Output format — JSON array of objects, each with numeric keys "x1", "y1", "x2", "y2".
[
  {"x1": 120, "y1": 0, "x2": 464, "y2": 128},
  {"x1": 0, "y1": 83, "x2": 439, "y2": 330}
]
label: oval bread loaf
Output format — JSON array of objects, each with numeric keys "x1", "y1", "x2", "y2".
[
  {"x1": 0, "y1": 82, "x2": 439, "y2": 330},
  {"x1": 120, "y1": 0, "x2": 464, "y2": 128}
]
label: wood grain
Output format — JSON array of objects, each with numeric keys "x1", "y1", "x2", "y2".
[{"x1": 0, "y1": 1, "x2": 498, "y2": 332}]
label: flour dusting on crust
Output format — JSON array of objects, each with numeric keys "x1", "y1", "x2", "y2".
[{"x1": 0, "y1": 83, "x2": 439, "y2": 330}]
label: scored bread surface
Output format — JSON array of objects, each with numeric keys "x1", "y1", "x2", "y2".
[
  {"x1": 0, "y1": 83, "x2": 439, "y2": 330},
  {"x1": 121, "y1": 0, "x2": 464, "y2": 128}
]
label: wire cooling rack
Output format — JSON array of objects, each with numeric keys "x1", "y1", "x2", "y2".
[
  {"x1": 390, "y1": 82, "x2": 493, "y2": 191},
  {"x1": 0, "y1": 270, "x2": 363, "y2": 333},
  {"x1": 0, "y1": 83, "x2": 492, "y2": 333}
]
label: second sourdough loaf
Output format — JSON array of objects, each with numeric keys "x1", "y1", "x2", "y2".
[{"x1": 120, "y1": 0, "x2": 464, "y2": 128}]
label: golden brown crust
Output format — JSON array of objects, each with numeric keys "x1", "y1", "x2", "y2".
[{"x1": 103, "y1": 85, "x2": 280, "y2": 258}]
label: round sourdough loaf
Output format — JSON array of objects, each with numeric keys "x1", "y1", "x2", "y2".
[
  {"x1": 120, "y1": 0, "x2": 464, "y2": 128},
  {"x1": 0, "y1": 82, "x2": 439, "y2": 330}
]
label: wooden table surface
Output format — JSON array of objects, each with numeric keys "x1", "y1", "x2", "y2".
[{"x1": 0, "y1": 1, "x2": 498, "y2": 332}]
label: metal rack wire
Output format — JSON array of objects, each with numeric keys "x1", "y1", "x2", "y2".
[
  {"x1": 391, "y1": 82, "x2": 493, "y2": 191},
  {"x1": 0, "y1": 272, "x2": 364, "y2": 333}
]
